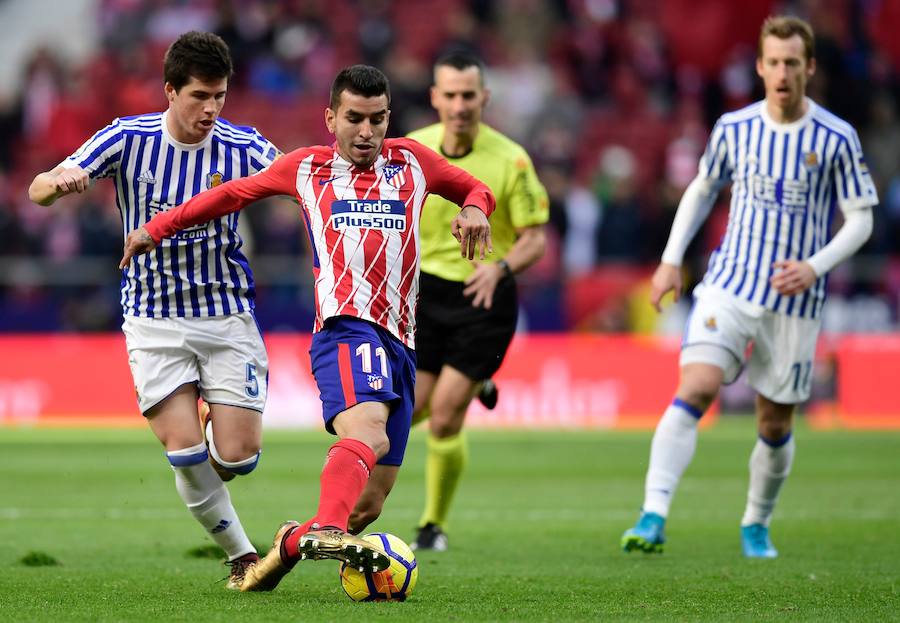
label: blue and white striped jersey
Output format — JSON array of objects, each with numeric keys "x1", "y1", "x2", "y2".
[
  {"x1": 699, "y1": 99, "x2": 877, "y2": 319},
  {"x1": 63, "y1": 111, "x2": 281, "y2": 318}
]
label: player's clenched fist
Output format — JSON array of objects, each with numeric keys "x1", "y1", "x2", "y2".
[
  {"x1": 119, "y1": 226, "x2": 157, "y2": 269},
  {"x1": 649, "y1": 262, "x2": 683, "y2": 312},
  {"x1": 451, "y1": 205, "x2": 492, "y2": 260},
  {"x1": 55, "y1": 168, "x2": 90, "y2": 194}
]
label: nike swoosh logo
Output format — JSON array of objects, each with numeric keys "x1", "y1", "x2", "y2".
[{"x1": 318, "y1": 176, "x2": 339, "y2": 186}]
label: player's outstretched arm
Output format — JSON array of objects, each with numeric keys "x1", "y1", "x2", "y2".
[
  {"x1": 451, "y1": 205, "x2": 492, "y2": 260},
  {"x1": 28, "y1": 166, "x2": 90, "y2": 206},
  {"x1": 136, "y1": 151, "x2": 299, "y2": 245},
  {"x1": 649, "y1": 262, "x2": 683, "y2": 312},
  {"x1": 118, "y1": 227, "x2": 158, "y2": 269}
]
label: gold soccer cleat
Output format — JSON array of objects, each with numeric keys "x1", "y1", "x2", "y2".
[
  {"x1": 240, "y1": 521, "x2": 301, "y2": 592},
  {"x1": 225, "y1": 552, "x2": 259, "y2": 590},
  {"x1": 298, "y1": 528, "x2": 390, "y2": 572}
]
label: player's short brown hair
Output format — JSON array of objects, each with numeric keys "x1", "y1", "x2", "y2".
[
  {"x1": 163, "y1": 31, "x2": 233, "y2": 91},
  {"x1": 329, "y1": 65, "x2": 391, "y2": 110},
  {"x1": 758, "y1": 16, "x2": 815, "y2": 61}
]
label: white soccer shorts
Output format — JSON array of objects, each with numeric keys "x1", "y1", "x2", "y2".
[
  {"x1": 122, "y1": 312, "x2": 268, "y2": 414},
  {"x1": 680, "y1": 284, "x2": 821, "y2": 404}
]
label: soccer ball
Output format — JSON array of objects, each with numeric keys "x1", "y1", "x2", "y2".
[{"x1": 339, "y1": 532, "x2": 418, "y2": 602}]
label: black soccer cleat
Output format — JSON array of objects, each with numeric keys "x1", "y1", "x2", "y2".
[
  {"x1": 411, "y1": 523, "x2": 448, "y2": 552},
  {"x1": 477, "y1": 379, "x2": 498, "y2": 410}
]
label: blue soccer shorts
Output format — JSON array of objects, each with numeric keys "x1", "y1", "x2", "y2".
[{"x1": 309, "y1": 316, "x2": 416, "y2": 466}]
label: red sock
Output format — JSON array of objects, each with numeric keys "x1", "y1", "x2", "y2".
[
  {"x1": 282, "y1": 439, "x2": 376, "y2": 562},
  {"x1": 281, "y1": 437, "x2": 374, "y2": 563},
  {"x1": 313, "y1": 438, "x2": 376, "y2": 530},
  {"x1": 283, "y1": 438, "x2": 374, "y2": 538},
  {"x1": 282, "y1": 519, "x2": 317, "y2": 564}
]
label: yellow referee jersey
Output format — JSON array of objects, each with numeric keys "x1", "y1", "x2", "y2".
[{"x1": 409, "y1": 123, "x2": 549, "y2": 282}]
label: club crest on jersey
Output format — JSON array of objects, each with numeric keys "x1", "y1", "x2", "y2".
[
  {"x1": 803, "y1": 152, "x2": 819, "y2": 170},
  {"x1": 367, "y1": 374, "x2": 384, "y2": 390},
  {"x1": 206, "y1": 171, "x2": 225, "y2": 189},
  {"x1": 383, "y1": 163, "x2": 406, "y2": 189},
  {"x1": 329, "y1": 199, "x2": 407, "y2": 231},
  {"x1": 704, "y1": 316, "x2": 718, "y2": 331}
]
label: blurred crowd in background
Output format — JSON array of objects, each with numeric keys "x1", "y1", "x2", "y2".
[{"x1": 1, "y1": 0, "x2": 899, "y2": 334}]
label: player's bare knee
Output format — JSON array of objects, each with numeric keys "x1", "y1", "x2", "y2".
[
  {"x1": 208, "y1": 436, "x2": 262, "y2": 476},
  {"x1": 429, "y1": 406, "x2": 465, "y2": 438},
  {"x1": 218, "y1": 450, "x2": 262, "y2": 476},
  {"x1": 676, "y1": 385, "x2": 719, "y2": 414},
  {"x1": 756, "y1": 400, "x2": 793, "y2": 441},
  {"x1": 759, "y1": 420, "x2": 791, "y2": 442},
  {"x1": 430, "y1": 418, "x2": 463, "y2": 438},
  {"x1": 677, "y1": 363, "x2": 725, "y2": 413},
  {"x1": 211, "y1": 428, "x2": 259, "y2": 459},
  {"x1": 216, "y1": 441, "x2": 261, "y2": 465}
]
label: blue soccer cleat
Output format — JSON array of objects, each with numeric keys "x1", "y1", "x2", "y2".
[
  {"x1": 741, "y1": 523, "x2": 778, "y2": 558},
  {"x1": 621, "y1": 511, "x2": 666, "y2": 553}
]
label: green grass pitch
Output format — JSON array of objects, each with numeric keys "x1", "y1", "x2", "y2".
[{"x1": 1, "y1": 419, "x2": 898, "y2": 621}]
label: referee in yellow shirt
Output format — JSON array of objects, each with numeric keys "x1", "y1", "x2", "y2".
[{"x1": 408, "y1": 52, "x2": 549, "y2": 551}]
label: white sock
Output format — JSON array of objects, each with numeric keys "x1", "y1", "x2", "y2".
[
  {"x1": 741, "y1": 433, "x2": 795, "y2": 527},
  {"x1": 167, "y1": 442, "x2": 255, "y2": 561},
  {"x1": 643, "y1": 399, "x2": 703, "y2": 517},
  {"x1": 205, "y1": 420, "x2": 261, "y2": 475}
]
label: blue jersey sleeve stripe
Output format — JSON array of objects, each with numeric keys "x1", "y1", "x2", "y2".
[
  {"x1": 701, "y1": 122, "x2": 727, "y2": 179},
  {"x1": 836, "y1": 139, "x2": 852, "y2": 202},
  {"x1": 73, "y1": 132, "x2": 123, "y2": 175},
  {"x1": 69, "y1": 121, "x2": 119, "y2": 160},
  {"x1": 249, "y1": 156, "x2": 266, "y2": 172},
  {"x1": 844, "y1": 141, "x2": 865, "y2": 200}
]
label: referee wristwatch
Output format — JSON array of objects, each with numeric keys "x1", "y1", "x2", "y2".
[{"x1": 497, "y1": 259, "x2": 513, "y2": 278}]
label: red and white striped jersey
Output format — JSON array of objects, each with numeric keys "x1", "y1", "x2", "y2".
[{"x1": 145, "y1": 137, "x2": 495, "y2": 347}]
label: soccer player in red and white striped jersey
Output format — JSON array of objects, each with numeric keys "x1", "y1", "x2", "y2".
[{"x1": 120, "y1": 65, "x2": 495, "y2": 591}]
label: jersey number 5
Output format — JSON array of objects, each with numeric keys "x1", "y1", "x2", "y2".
[{"x1": 245, "y1": 363, "x2": 260, "y2": 398}]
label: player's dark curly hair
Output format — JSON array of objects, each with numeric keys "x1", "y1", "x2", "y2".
[
  {"x1": 329, "y1": 65, "x2": 391, "y2": 110},
  {"x1": 163, "y1": 31, "x2": 233, "y2": 91},
  {"x1": 434, "y1": 51, "x2": 486, "y2": 86}
]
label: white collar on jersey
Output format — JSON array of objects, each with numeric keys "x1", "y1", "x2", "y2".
[
  {"x1": 161, "y1": 110, "x2": 215, "y2": 151},
  {"x1": 759, "y1": 96, "x2": 817, "y2": 132},
  {"x1": 331, "y1": 144, "x2": 387, "y2": 173}
]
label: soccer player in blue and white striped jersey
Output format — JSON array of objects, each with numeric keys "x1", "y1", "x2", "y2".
[
  {"x1": 28, "y1": 31, "x2": 282, "y2": 588},
  {"x1": 622, "y1": 16, "x2": 877, "y2": 559}
]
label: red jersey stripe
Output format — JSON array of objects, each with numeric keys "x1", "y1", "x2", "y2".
[{"x1": 337, "y1": 342, "x2": 356, "y2": 409}]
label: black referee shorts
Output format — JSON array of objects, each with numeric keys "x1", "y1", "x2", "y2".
[{"x1": 415, "y1": 271, "x2": 518, "y2": 381}]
